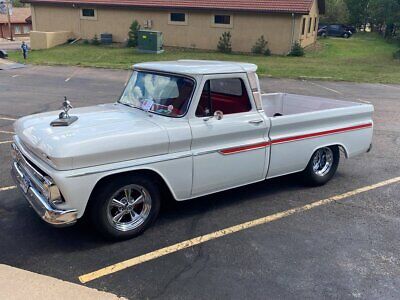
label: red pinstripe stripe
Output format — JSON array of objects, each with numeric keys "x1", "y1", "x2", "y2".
[
  {"x1": 271, "y1": 123, "x2": 373, "y2": 145},
  {"x1": 219, "y1": 141, "x2": 271, "y2": 155},
  {"x1": 218, "y1": 123, "x2": 372, "y2": 155}
]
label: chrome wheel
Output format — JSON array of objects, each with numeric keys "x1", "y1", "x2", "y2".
[
  {"x1": 312, "y1": 147, "x2": 334, "y2": 177},
  {"x1": 106, "y1": 184, "x2": 152, "y2": 232}
]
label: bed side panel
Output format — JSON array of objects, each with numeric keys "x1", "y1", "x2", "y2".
[{"x1": 267, "y1": 105, "x2": 373, "y2": 178}]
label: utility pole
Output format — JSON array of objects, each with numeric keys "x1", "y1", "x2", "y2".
[{"x1": 6, "y1": 0, "x2": 13, "y2": 41}]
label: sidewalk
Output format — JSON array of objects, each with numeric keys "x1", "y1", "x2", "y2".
[
  {"x1": 0, "y1": 58, "x2": 25, "y2": 70},
  {"x1": 0, "y1": 38, "x2": 30, "y2": 51},
  {"x1": 0, "y1": 264, "x2": 126, "y2": 300}
]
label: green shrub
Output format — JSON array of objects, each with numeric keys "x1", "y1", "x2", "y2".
[
  {"x1": 288, "y1": 41, "x2": 304, "y2": 57},
  {"x1": 82, "y1": 39, "x2": 90, "y2": 45},
  {"x1": 127, "y1": 20, "x2": 141, "y2": 47},
  {"x1": 91, "y1": 34, "x2": 101, "y2": 46},
  {"x1": 394, "y1": 49, "x2": 400, "y2": 60},
  {"x1": 252, "y1": 35, "x2": 271, "y2": 56},
  {"x1": 217, "y1": 32, "x2": 232, "y2": 53}
]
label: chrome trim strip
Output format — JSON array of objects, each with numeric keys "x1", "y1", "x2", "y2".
[
  {"x1": 67, "y1": 153, "x2": 193, "y2": 178},
  {"x1": 192, "y1": 149, "x2": 217, "y2": 156}
]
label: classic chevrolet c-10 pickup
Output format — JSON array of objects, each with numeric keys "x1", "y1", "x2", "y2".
[{"x1": 11, "y1": 60, "x2": 374, "y2": 240}]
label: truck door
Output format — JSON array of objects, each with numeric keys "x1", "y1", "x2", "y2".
[{"x1": 189, "y1": 74, "x2": 270, "y2": 197}]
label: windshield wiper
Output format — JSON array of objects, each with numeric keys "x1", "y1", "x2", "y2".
[{"x1": 119, "y1": 102, "x2": 143, "y2": 111}]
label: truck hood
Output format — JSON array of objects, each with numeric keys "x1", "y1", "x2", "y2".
[{"x1": 14, "y1": 103, "x2": 170, "y2": 170}]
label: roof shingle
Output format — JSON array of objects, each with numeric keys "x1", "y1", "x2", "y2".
[
  {"x1": 0, "y1": 7, "x2": 31, "y2": 24},
  {"x1": 22, "y1": 0, "x2": 316, "y2": 14}
]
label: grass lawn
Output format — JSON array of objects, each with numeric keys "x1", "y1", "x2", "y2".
[{"x1": 8, "y1": 33, "x2": 400, "y2": 83}]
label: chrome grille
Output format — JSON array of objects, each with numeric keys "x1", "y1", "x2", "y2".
[{"x1": 11, "y1": 143, "x2": 50, "y2": 198}]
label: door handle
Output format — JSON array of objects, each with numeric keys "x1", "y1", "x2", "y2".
[{"x1": 248, "y1": 119, "x2": 264, "y2": 125}]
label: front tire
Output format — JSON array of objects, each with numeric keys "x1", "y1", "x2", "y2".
[
  {"x1": 88, "y1": 174, "x2": 161, "y2": 240},
  {"x1": 302, "y1": 146, "x2": 340, "y2": 186}
]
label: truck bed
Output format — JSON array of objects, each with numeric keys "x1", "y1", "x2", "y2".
[
  {"x1": 261, "y1": 93, "x2": 374, "y2": 178},
  {"x1": 262, "y1": 93, "x2": 362, "y2": 118}
]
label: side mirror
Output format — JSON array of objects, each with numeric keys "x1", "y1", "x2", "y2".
[{"x1": 204, "y1": 110, "x2": 224, "y2": 122}]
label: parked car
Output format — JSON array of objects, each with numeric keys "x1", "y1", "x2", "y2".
[
  {"x1": 318, "y1": 24, "x2": 353, "y2": 38},
  {"x1": 11, "y1": 60, "x2": 374, "y2": 240},
  {"x1": 0, "y1": 50, "x2": 8, "y2": 59},
  {"x1": 344, "y1": 25, "x2": 356, "y2": 34}
]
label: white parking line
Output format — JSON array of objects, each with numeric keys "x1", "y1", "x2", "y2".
[
  {"x1": 79, "y1": 176, "x2": 400, "y2": 283},
  {"x1": 309, "y1": 81, "x2": 343, "y2": 95},
  {"x1": 357, "y1": 99, "x2": 371, "y2": 104},
  {"x1": 0, "y1": 186, "x2": 16, "y2": 192},
  {"x1": 0, "y1": 130, "x2": 15, "y2": 134},
  {"x1": 11, "y1": 75, "x2": 19, "y2": 78},
  {"x1": 0, "y1": 141, "x2": 12, "y2": 145},
  {"x1": 0, "y1": 116, "x2": 17, "y2": 121},
  {"x1": 65, "y1": 69, "x2": 80, "y2": 82}
]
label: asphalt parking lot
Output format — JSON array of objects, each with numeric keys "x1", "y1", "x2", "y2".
[{"x1": 1, "y1": 65, "x2": 400, "y2": 299}]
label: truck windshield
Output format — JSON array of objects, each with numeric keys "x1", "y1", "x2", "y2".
[{"x1": 119, "y1": 71, "x2": 195, "y2": 117}]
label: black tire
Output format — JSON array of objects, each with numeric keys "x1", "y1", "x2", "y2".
[
  {"x1": 302, "y1": 146, "x2": 340, "y2": 186},
  {"x1": 88, "y1": 174, "x2": 161, "y2": 241}
]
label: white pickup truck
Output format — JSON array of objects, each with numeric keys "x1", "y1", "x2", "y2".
[{"x1": 11, "y1": 60, "x2": 374, "y2": 240}]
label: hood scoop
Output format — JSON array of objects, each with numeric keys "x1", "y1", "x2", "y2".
[{"x1": 50, "y1": 97, "x2": 79, "y2": 127}]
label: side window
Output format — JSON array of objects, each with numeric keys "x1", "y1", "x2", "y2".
[
  {"x1": 80, "y1": 8, "x2": 97, "y2": 20},
  {"x1": 196, "y1": 78, "x2": 252, "y2": 117},
  {"x1": 169, "y1": 12, "x2": 188, "y2": 25}
]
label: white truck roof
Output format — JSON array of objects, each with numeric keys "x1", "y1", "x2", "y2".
[{"x1": 134, "y1": 60, "x2": 258, "y2": 76}]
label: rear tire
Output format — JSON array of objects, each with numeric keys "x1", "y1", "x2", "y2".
[
  {"x1": 302, "y1": 146, "x2": 340, "y2": 186},
  {"x1": 88, "y1": 174, "x2": 161, "y2": 241}
]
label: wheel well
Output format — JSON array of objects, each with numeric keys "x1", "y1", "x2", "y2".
[
  {"x1": 85, "y1": 169, "x2": 175, "y2": 214},
  {"x1": 307, "y1": 144, "x2": 348, "y2": 166},
  {"x1": 336, "y1": 144, "x2": 349, "y2": 158},
  {"x1": 314, "y1": 144, "x2": 348, "y2": 159}
]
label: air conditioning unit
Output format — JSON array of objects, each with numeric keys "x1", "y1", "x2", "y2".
[{"x1": 138, "y1": 30, "x2": 164, "y2": 54}]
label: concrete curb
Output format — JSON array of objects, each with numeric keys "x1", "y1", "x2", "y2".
[{"x1": 0, "y1": 264, "x2": 126, "y2": 300}]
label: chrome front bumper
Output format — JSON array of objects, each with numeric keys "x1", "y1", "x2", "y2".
[{"x1": 11, "y1": 145, "x2": 77, "y2": 227}]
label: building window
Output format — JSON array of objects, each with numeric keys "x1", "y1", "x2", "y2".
[
  {"x1": 215, "y1": 15, "x2": 231, "y2": 25},
  {"x1": 212, "y1": 14, "x2": 233, "y2": 28},
  {"x1": 308, "y1": 17, "x2": 312, "y2": 33},
  {"x1": 314, "y1": 17, "x2": 318, "y2": 32},
  {"x1": 23, "y1": 25, "x2": 31, "y2": 34},
  {"x1": 301, "y1": 18, "x2": 306, "y2": 35},
  {"x1": 80, "y1": 8, "x2": 97, "y2": 20},
  {"x1": 82, "y1": 8, "x2": 95, "y2": 17},
  {"x1": 168, "y1": 12, "x2": 188, "y2": 25},
  {"x1": 14, "y1": 26, "x2": 21, "y2": 34},
  {"x1": 170, "y1": 13, "x2": 185, "y2": 22}
]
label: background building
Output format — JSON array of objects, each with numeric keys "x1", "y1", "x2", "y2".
[
  {"x1": 0, "y1": 7, "x2": 32, "y2": 39},
  {"x1": 23, "y1": 0, "x2": 325, "y2": 54}
]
